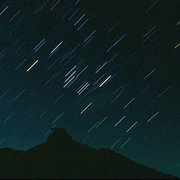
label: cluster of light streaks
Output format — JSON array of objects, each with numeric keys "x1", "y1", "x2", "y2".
[{"x1": 0, "y1": 0, "x2": 180, "y2": 177}]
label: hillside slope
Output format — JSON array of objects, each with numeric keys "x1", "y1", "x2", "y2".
[{"x1": 0, "y1": 128, "x2": 177, "y2": 179}]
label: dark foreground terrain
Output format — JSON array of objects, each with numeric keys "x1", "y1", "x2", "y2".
[{"x1": 0, "y1": 128, "x2": 177, "y2": 179}]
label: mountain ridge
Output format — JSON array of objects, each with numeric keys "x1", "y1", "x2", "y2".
[{"x1": 0, "y1": 128, "x2": 177, "y2": 179}]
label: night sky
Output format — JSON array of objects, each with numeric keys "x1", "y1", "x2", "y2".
[{"x1": 0, "y1": 0, "x2": 180, "y2": 177}]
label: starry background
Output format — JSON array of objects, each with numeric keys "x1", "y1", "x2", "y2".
[{"x1": 0, "y1": 0, "x2": 180, "y2": 177}]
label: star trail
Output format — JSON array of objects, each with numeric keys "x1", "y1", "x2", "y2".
[{"x1": 0, "y1": 0, "x2": 180, "y2": 177}]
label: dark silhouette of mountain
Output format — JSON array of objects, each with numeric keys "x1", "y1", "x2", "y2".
[{"x1": 0, "y1": 128, "x2": 177, "y2": 179}]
